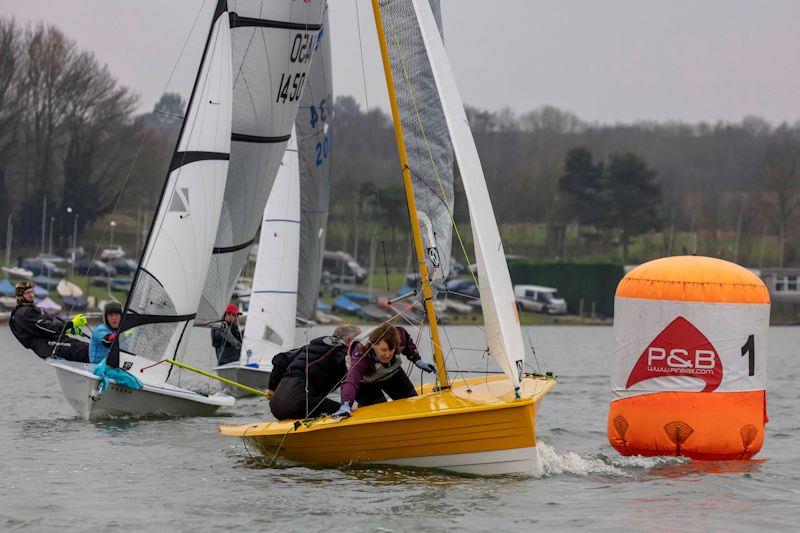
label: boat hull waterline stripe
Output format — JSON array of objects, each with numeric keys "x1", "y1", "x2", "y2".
[
  {"x1": 229, "y1": 13, "x2": 321, "y2": 31},
  {"x1": 168, "y1": 151, "x2": 230, "y2": 173}
]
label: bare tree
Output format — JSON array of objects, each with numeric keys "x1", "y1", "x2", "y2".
[
  {"x1": 757, "y1": 143, "x2": 800, "y2": 267},
  {"x1": 0, "y1": 19, "x2": 21, "y2": 228}
]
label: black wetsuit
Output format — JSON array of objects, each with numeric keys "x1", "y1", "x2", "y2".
[
  {"x1": 269, "y1": 336, "x2": 347, "y2": 420},
  {"x1": 211, "y1": 323, "x2": 242, "y2": 365},
  {"x1": 9, "y1": 303, "x2": 89, "y2": 362}
]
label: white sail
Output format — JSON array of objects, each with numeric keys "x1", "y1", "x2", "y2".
[
  {"x1": 295, "y1": 4, "x2": 333, "y2": 322},
  {"x1": 197, "y1": 0, "x2": 326, "y2": 323},
  {"x1": 240, "y1": 131, "x2": 300, "y2": 366},
  {"x1": 116, "y1": 1, "x2": 233, "y2": 383},
  {"x1": 412, "y1": 0, "x2": 525, "y2": 388}
]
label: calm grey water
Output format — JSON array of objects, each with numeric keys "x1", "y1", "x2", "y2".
[{"x1": 1, "y1": 324, "x2": 798, "y2": 532}]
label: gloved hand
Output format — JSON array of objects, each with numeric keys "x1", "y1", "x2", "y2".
[
  {"x1": 71, "y1": 314, "x2": 88, "y2": 328},
  {"x1": 331, "y1": 403, "x2": 352, "y2": 419},
  {"x1": 414, "y1": 359, "x2": 436, "y2": 373},
  {"x1": 102, "y1": 333, "x2": 117, "y2": 347}
]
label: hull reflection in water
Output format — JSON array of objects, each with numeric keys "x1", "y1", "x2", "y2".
[{"x1": 220, "y1": 375, "x2": 555, "y2": 476}]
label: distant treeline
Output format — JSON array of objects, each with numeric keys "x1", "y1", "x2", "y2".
[
  {"x1": 2, "y1": 16, "x2": 799, "y2": 270},
  {"x1": 328, "y1": 95, "x2": 800, "y2": 267}
]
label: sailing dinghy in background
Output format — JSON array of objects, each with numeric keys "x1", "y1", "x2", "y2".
[
  {"x1": 199, "y1": 0, "x2": 327, "y2": 390},
  {"x1": 211, "y1": 1, "x2": 331, "y2": 394},
  {"x1": 215, "y1": 132, "x2": 300, "y2": 396},
  {"x1": 50, "y1": 0, "x2": 326, "y2": 419},
  {"x1": 221, "y1": 0, "x2": 556, "y2": 475}
]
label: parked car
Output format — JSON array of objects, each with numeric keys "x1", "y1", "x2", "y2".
[
  {"x1": 74, "y1": 259, "x2": 116, "y2": 277},
  {"x1": 20, "y1": 258, "x2": 66, "y2": 278},
  {"x1": 440, "y1": 278, "x2": 479, "y2": 302},
  {"x1": 64, "y1": 246, "x2": 85, "y2": 261},
  {"x1": 108, "y1": 277, "x2": 133, "y2": 292},
  {"x1": 36, "y1": 253, "x2": 68, "y2": 266},
  {"x1": 100, "y1": 244, "x2": 125, "y2": 261},
  {"x1": 513, "y1": 285, "x2": 568, "y2": 315},
  {"x1": 111, "y1": 258, "x2": 138, "y2": 275},
  {"x1": 322, "y1": 251, "x2": 367, "y2": 284}
]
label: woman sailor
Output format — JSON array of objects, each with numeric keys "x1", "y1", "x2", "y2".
[{"x1": 332, "y1": 321, "x2": 436, "y2": 418}]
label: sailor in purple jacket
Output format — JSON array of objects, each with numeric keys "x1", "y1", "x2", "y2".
[{"x1": 332, "y1": 322, "x2": 436, "y2": 418}]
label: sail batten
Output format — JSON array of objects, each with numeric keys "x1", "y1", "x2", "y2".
[
  {"x1": 231, "y1": 132, "x2": 291, "y2": 143},
  {"x1": 229, "y1": 14, "x2": 322, "y2": 31},
  {"x1": 198, "y1": 0, "x2": 325, "y2": 324}
]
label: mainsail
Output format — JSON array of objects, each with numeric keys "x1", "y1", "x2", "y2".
[
  {"x1": 113, "y1": 0, "x2": 233, "y2": 382},
  {"x1": 411, "y1": 0, "x2": 525, "y2": 387},
  {"x1": 240, "y1": 131, "x2": 300, "y2": 366},
  {"x1": 377, "y1": 0, "x2": 453, "y2": 287},
  {"x1": 197, "y1": 0, "x2": 326, "y2": 323},
  {"x1": 295, "y1": 4, "x2": 333, "y2": 322}
]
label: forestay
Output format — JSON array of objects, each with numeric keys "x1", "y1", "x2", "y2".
[
  {"x1": 240, "y1": 130, "x2": 300, "y2": 366},
  {"x1": 295, "y1": 3, "x2": 333, "y2": 322},
  {"x1": 198, "y1": 0, "x2": 325, "y2": 323},
  {"x1": 377, "y1": 0, "x2": 453, "y2": 287},
  {"x1": 412, "y1": 0, "x2": 525, "y2": 388},
  {"x1": 114, "y1": 1, "x2": 233, "y2": 383}
]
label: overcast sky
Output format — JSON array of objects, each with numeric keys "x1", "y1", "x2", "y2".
[{"x1": 3, "y1": 0, "x2": 799, "y2": 124}]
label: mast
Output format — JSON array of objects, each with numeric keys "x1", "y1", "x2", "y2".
[{"x1": 371, "y1": 0, "x2": 448, "y2": 389}]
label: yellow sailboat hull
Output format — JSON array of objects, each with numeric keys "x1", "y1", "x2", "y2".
[{"x1": 220, "y1": 374, "x2": 555, "y2": 475}]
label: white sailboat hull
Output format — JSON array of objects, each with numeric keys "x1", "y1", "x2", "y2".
[
  {"x1": 50, "y1": 360, "x2": 234, "y2": 420},
  {"x1": 367, "y1": 446, "x2": 539, "y2": 476},
  {"x1": 214, "y1": 362, "x2": 270, "y2": 398}
]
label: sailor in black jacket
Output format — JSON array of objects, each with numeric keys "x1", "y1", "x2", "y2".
[
  {"x1": 211, "y1": 304, "x2": 243, "y2": 365},
  {"x1": 268, "y1": 324, "x2": 361, "y2": 420},
  {"x1": 9, "y1": 281, "x2": 90, "y2": 362}
]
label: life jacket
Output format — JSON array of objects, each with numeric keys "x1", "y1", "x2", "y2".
[{"x1": 346, "y1": 346, "x2": 403, "y2": 384}]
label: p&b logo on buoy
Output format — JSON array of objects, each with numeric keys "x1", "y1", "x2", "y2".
[{"x1": 626, "y1": 316, "x2": 723, "y2": 392}]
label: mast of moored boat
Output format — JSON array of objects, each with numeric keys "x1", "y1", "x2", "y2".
[{"x1": 371, "y1": 0, "x2": 448, "y2": 389}]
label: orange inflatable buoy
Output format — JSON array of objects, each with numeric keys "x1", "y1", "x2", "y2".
[{"x1": 608, "y1": 256, "x2": 769, "y2": 460}]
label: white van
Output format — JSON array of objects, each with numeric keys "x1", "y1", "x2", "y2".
[{"x1": 514, "y1": 285, "x2": 568, "y2": 315}]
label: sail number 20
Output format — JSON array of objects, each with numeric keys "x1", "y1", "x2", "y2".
[{"x1": 315, "y1": 136, "x2": 329, "y2": 166}]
